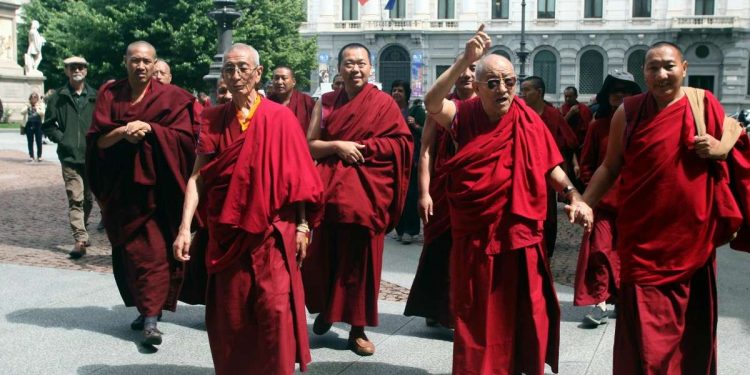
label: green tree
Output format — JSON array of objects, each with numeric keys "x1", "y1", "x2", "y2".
[{"x1": 19, "y1": 0, "x2": 315, "y2": 92}]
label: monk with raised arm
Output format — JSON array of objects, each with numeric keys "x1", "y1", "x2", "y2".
[
  {"x1": 582, "y1": 41, "x2": 747, "y2": 375},
  {"x1": 303, "y1": 42, "x2": 413, "y2": 356},
  {"x1": 172, "y1": 43, "x2": 322, "y2": 375},
  {"x1": 424, "y1": 25, "x2": 593, "y2": 375},
  {"x1": 404, "y1": 53, "x2": 477, "y2": 328},
  {"x1": 86, "y1": 41, "x2": 197, "y2": 346}
]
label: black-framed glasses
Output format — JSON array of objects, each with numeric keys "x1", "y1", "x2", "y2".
[
  {"x1": 67, "y1": 64, "x2": 87, "y2": 71},
  {"x1": 476, "y1": 76, "x2": 517, "y2": 90},
  {"x1": 221, "y1": 64, "x2": 258, "y2": 77}
]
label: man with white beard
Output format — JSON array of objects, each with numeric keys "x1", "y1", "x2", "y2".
[{"x1": 42, "y1": 56, "x2": 98, "y2": 259}]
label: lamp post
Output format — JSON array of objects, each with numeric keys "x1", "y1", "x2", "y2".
[
  {"x1": 516, "y1": 0, "x2": 529, "y2": 80},
  {"x1": 203, "y1": 0, "x2": 242, "y2": 98}
]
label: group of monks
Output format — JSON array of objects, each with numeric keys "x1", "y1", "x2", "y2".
[{"x1": 83, "y1": 21, "x2": 750, "y2": 375}]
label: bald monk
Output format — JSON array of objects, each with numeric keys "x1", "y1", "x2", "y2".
[
  {"x1": 331, "y1": 73, "x2": 344, "y2": 91},
  {"x1": 405, "y1": 53, "x2": 478, "y2": 328},
  {"x1": 303, "y1": 42, "x2": 413, "y2": 356},
  {"x1": 582, "y1": 41, "x2": 747, "y2": 374},
  {"x1": 424, "y1": 26, "x2": 593, "y2": 375},
  {"x1": 268, "y1": 66, "x2": 315, "y2": 133},
  {"x1": 172, "y1": 43, "x2": 323, "y2": 375},
  {"x1": 216, "y1": 77, "x2": 232, "y2": 105},
  {"x1": 560, "y1": 86, "x2": 593, "y2": 147},
  {"x1": 152, "y1": 59, "x2": 202, "y2": 142},
  {"x1": 86, "y1": 41, "x2": 197, "y2": 346},
  {"x1": 521, "y1": 76, "x2": 579, "y2": 258}
]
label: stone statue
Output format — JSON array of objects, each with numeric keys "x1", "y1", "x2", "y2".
[{"x1": 24, "y1": 20, "x2": 45, "y2": 75}]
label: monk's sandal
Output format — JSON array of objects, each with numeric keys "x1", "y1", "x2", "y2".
[
  {"x1": 142, "y1": 325, "x2": 163, "y2": 346},
  {"x1": 582, "y1": 303, "x2": 608, "y2": 327}
]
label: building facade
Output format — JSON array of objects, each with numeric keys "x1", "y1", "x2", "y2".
[{"x1": 301, "y1": 0, "x2": 750, "y2": 111}]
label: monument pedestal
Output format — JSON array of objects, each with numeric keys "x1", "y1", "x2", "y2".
[{"x1": 0, "y1": 0, "x2": 44, "y2": 123}]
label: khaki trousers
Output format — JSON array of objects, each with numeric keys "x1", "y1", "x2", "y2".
[{"x1": 61, "y1": 163, "x2": 92, "y2": 243}]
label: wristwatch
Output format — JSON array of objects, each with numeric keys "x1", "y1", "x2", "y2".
[{"x1": 561, "y1": 185, "x2": 577, "y2": 196}]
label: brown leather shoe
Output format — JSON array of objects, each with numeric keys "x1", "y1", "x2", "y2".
[
  {"x1": 348, "y1": 336, "x2": 375, "y2": 356},
  {"x1": 69, "y1": 241, "x2": 87, "y2": 259}
]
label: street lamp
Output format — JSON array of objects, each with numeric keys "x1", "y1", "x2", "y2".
[
  {"x1": 203, "y1": 0, "x2": 242, "y2": 97},
  {"x1": 516, "y1": 0, "x2": 529, "y2": 80}
]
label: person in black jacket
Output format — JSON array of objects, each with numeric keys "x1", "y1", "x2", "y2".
[{"x1": 42, "y1": 56, "x2": 97, "y2": 259}]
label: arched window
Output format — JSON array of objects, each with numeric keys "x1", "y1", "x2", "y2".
[
  {"x1": 379, "y1": 45, "x2": 411, "y2": 95},
  {"x1": 627, "y1": 50, "x2": 647, "y2": 91},
  {"x1": 533, "y1": 50, "x2": 557, "y2": 94},
  {"x1": 579, "y1": 50, "x2": 604, "y2": 94}
]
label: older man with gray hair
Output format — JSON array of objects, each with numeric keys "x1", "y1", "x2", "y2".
[
  {"x1": 173, "y1": 43, "x2": 322, "y2": 375},
  {"x1": 424, "y1": 25, "x2": 592, "y2": 375}
]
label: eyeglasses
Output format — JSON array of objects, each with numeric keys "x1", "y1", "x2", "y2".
[
  {"x1": 66, "y1": 64, "x2": 87, "y2": 71},
  {"x1": 476, "y1": 77, "x2": 517, "y2": 90},
  {"x1": 222, "y1": 64, "x2": 258, "y2": 77}
]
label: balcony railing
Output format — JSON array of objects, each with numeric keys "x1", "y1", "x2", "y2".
[
  {"x1": 429, "y1": 19, "x2": 458, "y2": 29},
  {"x1": 672, "y1": 16, "x2": 736, "y2": 29},
  {"x1": 364, "y1": 19, "x2": 423, "y2": 30},
  {"x1": 333, "y1": 21, "x2": 362, "y2": 30}
]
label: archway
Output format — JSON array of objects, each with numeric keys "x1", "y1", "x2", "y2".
[{"x1": 379, "y1": 45, "x2": 411, "y2": 94}]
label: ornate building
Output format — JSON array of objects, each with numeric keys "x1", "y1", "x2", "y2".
[{"x1": 301, "y1": 0, "x2": 750, "y2": 110}]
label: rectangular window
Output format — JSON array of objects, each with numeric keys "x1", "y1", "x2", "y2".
[
  {"x1": 537, "y1": 0, "x2": 555, "y2": 19},
  {"x1": 695, "y1": 0, "x2": 714, "y2": 15},
  {"x1": 632, "y1": 0, "x2": 651, "y2": 17},
  {"x1": 438, "y1": 0, "x2": 455, "y2": 19},
  {"x1": 342, "y1": 0, "x2": 358, "y2": 20},
  {"x1": 492, "y1": 0, "x2": 510, "y2": 19},
  {"x1": 584, "y1": 0, "x2": 602, "y2": 18},
  {"x1": 390, "y1": 0, "x2": 406, "y2": 19}
]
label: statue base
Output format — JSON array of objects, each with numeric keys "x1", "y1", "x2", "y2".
[{"x1": 0, "y1": 73, "x2": 45, "y2": 123}]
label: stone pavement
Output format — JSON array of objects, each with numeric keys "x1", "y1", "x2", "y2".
[{"x1": 0, "y1": 130, "x2": 748, "y2": 374}]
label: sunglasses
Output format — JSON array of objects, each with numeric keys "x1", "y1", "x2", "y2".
[
  {"x1": 476, "y1": 76, "x2": 517, "y2": 90},
  {"x1": 67, "y1": 64, "x2": 87, "y2": 71}
]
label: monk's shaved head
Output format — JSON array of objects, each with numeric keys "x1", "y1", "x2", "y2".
[
  {"x1": 646, "y1": 41, "x2": 684, "y2": 63},
  {"x1": 475, "y1": 54, "x2": 514, "y2": 81},
  {"x1": 337, "y1": 43, "x2": 371, "y2": 68},
  {"x1": 126, "y1": 41, "x2": 156, "y2": 59},
  {"x1": 224, "y1": 43, "x2": 260, "y2": 66}
]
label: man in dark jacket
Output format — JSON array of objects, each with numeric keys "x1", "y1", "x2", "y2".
[{"x1": 42, "y1": 56, "x2": 97, "y2": 259}]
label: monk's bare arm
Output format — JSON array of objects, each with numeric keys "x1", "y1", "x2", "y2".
[
  {"x1": 582, "y1": 105, "x2": 626, "y2": 208},
  {"x1": 417, "y1": 119, "x2": 437, "y2": 223},
  {"x1": 173, "y1": 154, "x2": 211, "y2": 262},
  {"x1": 307, "y1": 100, "x2": 365, "y2": 162},
  {"x1": 548, "y1": 165, "x2": 594, "y2": 230}
]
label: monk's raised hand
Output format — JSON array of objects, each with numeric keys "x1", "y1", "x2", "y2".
[
  {"x1": 295, "y1": 232, "x2": 308, "y2": 268},
  {"x1": 335, "y1": 141, "x2": 366, "y2": 164},
  {"x1": 464, "y1": 24, "x2": 491, "y2": 63},
  {"x1": 172, "y1": 228, "x2": 192, "y2": 262},
  {"x1": 418, "y1": 193, "x2": 433, "y2": 224}
]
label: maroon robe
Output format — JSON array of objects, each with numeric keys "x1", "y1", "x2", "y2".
[
  {"x1": 404, "y1": 117, "x2": 455, "y2": 326},
  {"x1": 197, "y1": 99, "x2": 323, "y2": 374},
  {"x1": 539, "y1": 104, "x2": 578, "y2": 257},
  {"x1": 573, "y1": 113, "x2": 621, "y2": 306},
  {"x1": 269, "y1": 90, "x2": 315, "y2": 133},
  {"x1": 86, "y1": 79, "x2": 197, "y2": 316},
  {"x1": 614, "y1": 91, "x2": 744, "y2": 374},
  {"x1": 560, "y1": 101, "x2": 593, "y2": 146},
  {"x1": 442, "y1": 97, "x2": 561, "y2": 375},
  {"x1": 303, "y1": 83, "x2": 413, "y2": 327}
]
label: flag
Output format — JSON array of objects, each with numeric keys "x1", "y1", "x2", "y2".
[
  {"x1": 358, "y1": 0, "x2": 368, "y2": 5},
  {"x1": 384, "y1": 0, "x2": 397, "y2": 10}
]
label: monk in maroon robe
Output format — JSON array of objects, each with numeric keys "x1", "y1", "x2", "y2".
[
  {"x1": 574, "y1": 72, "x2": 641, "y2": 327},
  {"x1": 521, "y1": 76, "x2": 579, "y2": 258},
  {"x1": 560, "y1": 86, "x2": 594, "y2": 146},
  {"x1": 583, "y1": 42, "x2": 748, "y2": 375},
  {"x1": 86, "y1": 41, "x2": 197, "y2": 346},
  {"x1": 153, "y1": 59, "x2": 203, "y2": 144},
  {"x1": 268, "y1": 66, "x2": 315, "y2": 133},
  {"x1": 405, "y1": 55, "x2": 477, "y2": 328},
  {"x1": 424, "y1": 26, "x2": 593, "y2": 375},
  {"x1": 172, "y1": 44, "x2": 323, "y2": 375},
  {"x1": 303, "y1": 43, "x2": 413, "y2": 356}
]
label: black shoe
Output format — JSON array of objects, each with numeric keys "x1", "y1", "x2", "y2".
[
  {"x1": 312, "y1": 314, "x2": 332, "y2": 335},
  {"x1": 142, "y1": 326, "x2": 163, "y2": 346},
  {"x1": 69, "y1": 242, "x2": 87, "y2": 259},
  {"x1": 131, "y1": 315, "x2": 145, "y2": 331}
]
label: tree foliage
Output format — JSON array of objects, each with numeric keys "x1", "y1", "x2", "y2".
[{"x1": 18, "y1": 0, "x2": 315, "y2": 92}]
